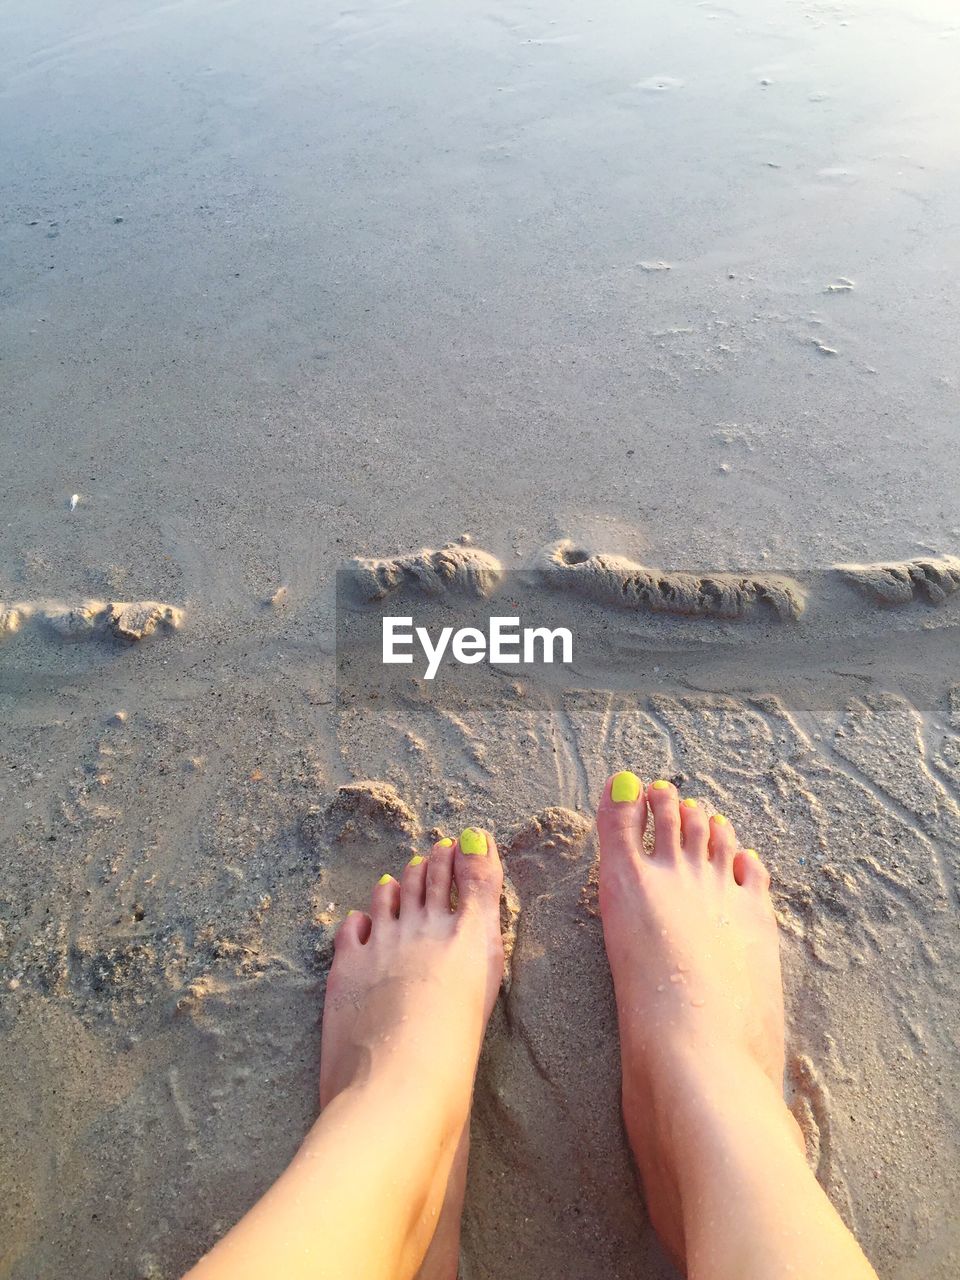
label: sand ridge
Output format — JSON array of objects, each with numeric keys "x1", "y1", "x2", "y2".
[
  {"x1": 0, "y1": 599, "x2": 184, "y2": 642},
  {"x1": 535, "y1": 538, "x2": 808, "y2": 620},
  {"x1": 347, "y1": 538, "x2": 960, "y2": 624},
  {"x1": 347, "y1": 540, "x2": 504, "y2": 601},
  {"x1": 837, "y1": 557, "x2": 960, "y2": 606},
  {"x1": 4, "y1": 542, "x2": 959, "y2": 660}
]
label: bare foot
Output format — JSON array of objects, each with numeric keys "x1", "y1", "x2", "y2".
[
  {"x1": 319, "y1": 829, "x2": 504, "y2": 1278},
  {"x1": 596, "y1": 773, "x2": 802, "y2": 1270}
]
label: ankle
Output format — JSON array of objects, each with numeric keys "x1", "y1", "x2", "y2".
[
  {"x1": 323, "y1": 1055, "x2": 474, "y2": 1150},
  {"x1": 626, "y1": 1038, "x2": 791, "y2": 1147}
]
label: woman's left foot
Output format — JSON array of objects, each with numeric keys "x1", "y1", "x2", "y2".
[{"x1": 319, "y1": 829, "x2": 505, "y2": 1278}]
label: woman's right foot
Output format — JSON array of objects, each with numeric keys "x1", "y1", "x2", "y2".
[{"x1": 596, "y1": 772, "x2": 803, "y2": 1269}]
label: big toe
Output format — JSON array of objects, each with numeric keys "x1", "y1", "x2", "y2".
[
  {"x1": 453, "y1": 826, "x2": 503, "y2": 913},
  {"x1": 597, "y1": 770, "x2": 648, "y2": 859}
]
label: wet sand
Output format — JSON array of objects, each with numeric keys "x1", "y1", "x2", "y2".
[{"x1": 2, "y1": 1, "x2": 960, "y2": 1277}]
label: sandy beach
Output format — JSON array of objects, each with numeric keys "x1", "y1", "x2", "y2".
[{"x1": 2, "y1": 1, "x2": 959, "y2": 1276}]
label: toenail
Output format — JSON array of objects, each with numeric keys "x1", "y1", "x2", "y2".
[
  {"x1": 347, "y1": 909, "x2": 359, "y2": 916},
  {"x1": 377, "y1": 873, "x2": 394, "y2": 885},
  {"x1": 745, "y1": 848, "x2": 760, "y2": 859},
  {"x1": 651, "y1": 779, "x2": 671, "y2": 790},
  {"x1": 408, "y1": 855, "x2": 425, "y2": 866},
  {"x1": 459, "y1": 827, "x2": 488, "y2": 856},
  {"x1": 682, "y1": 798, "x2": 699, "y2": 808},
  {"x1": 713, "y1": 814, "x2": 728, "y2": 825},
  {"x1": 436, "y1": 837, "x2": 454, "y2": 848},
  {"x1": 610, "y1": 770, "x2": 642, "y2": 803}
]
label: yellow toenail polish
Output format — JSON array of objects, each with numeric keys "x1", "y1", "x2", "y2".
[
  {"x1": 610, "y1": 770, "x2": 641, "y2": 803},
  {"x1": 745, "y1": 848, "x2": 760, "y2": 859},
  {"x1": 652, "y1": 779, "x2": 671, "y2": 790},
  {"x1": 408, "y1": 855, "x2": 425, "y2": 866},
  {"x1": 713, "y1": 814, "x2": 728, "y2": 825},
  {"x1": 460, "y1": 827, "x2": 487, "y2": 856},
  {"x1": 682, "y1": 798, "x2": 699, "y2": 808},
  {"x1": 377, "y1": 873, "x2": 393, "y2": 885},
  {"x1": 436, "y1": 837, "x2": 454, "y2": 848},
  {"x1": 347, "y1": 909, "x2": 359, "y2": 916}
]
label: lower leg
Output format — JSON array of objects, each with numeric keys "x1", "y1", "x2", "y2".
[
  {"x1": 640, "y1": 1046, "x2": 875, "y2": 1279},
  {"x1": 598, "y1": 772, "x2": 879, "y2": 1280},
  {"x1": 414, "y1": 1123, "x2": 470, "y2": 1280}
]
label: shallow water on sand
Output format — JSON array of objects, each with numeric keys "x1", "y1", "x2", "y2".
[{"x1": 2, "y1": 0, "x2": 960, "y2": 599}]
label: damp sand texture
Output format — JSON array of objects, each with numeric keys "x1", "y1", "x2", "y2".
[
  {"x1": 4, "y1": 0, "x2": 960, "y2": 1277},
  {"x1": 3, "y1": 539, "x2": 960, "y2": 1278}
]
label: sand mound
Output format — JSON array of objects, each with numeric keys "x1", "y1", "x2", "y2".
[
  {"x1": 318, "y1": 779, "x2": 421, "y2": 843},
  {"x1": 106, "y1": 602, "x2": 185, "y2": 641},
  {"x1": 0, "y1": 599, "x2": 185, "y2": 642},
  {"x1": 0, "y1": 603, "x2": 31, "y2": 636},
  {"x1": 348, "y1": 541, "x2": 503, "y2": 600},
  {"x1": 341, "y1": 539, "x2": 960, "y2": 625},
  {"x1": 836, "y1": 556, "x2": 960, "y2": 605},
  {"x1": 506, "y1": 805, "x2": 594, "y2": 859},
  {"x1": 535, "y1": 539, "x2": 806, "y2": 620},
  {"x1": 301, "y1": 780, "x2": 424, "y2": 891}
]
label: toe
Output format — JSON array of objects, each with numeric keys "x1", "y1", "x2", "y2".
[
  {"x1": 400, "y1": 852, "x2": 428, "y2": 913},
  {"x1": 597, "y1": 772, "x2": 648, "y2": 913},
  {"x1": 335, "y1": 909, "x2": 371, "y2": 947},
  {"x1": 679, "y1": 796, "x2": 709, "y2": 861},
  {"x1": 647, "y1": 779, "x2": 681, "y2": 861},
  {"x1": 425, "y1": 837, "x2": 456, "y2": 913},
  {"x1": 597, "y1": 770, "x2": 648, "y2": 860},
  {"x1": 708, "y1": 812, "x2": 737, "y2": 872},
  {"x1": 734, "y1": 847, "x2": 770, "y2": 891},
  {"x1": 453, "y1": 827, "x2": 503, "y2": 912},
  {"x1": 370, "y1": 872, "x2": 401, "y2": 921}
]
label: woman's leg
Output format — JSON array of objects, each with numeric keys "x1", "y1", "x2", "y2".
[
  {"x1": 185, "y1": 830, "x2": 504, "y2": 1280},
  {"x1": 597, "y1": 772, "x2": 880, "y2": 1280}
]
